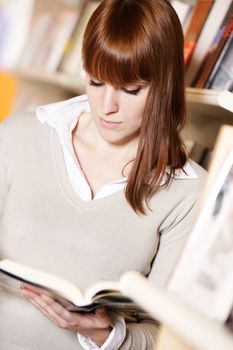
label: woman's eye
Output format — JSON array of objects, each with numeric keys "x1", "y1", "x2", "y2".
[
  {"x1": 122, "y1": 87, "x2": 141, "y2": 95},
  {"x1": 89, "y1": 79, "x2": 104, "y2": 87}
]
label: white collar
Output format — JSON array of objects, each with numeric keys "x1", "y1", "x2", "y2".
[
  {"x1": 36, "y1": 95, "x2": 197, "y2": 181},
  {"x1": 36, "y1": 94, "x2": 90, "y2": 133}
]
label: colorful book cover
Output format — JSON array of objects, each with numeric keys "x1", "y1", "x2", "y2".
[
  {"x1": 184, "y1": 0, "x2": 214, "y2": 67},
  {"x1": 193, "y1": 2, "x2": 233, "y2": 88}
]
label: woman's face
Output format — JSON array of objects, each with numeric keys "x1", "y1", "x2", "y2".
[{"x1": 85, "y1": 74, "x2": 150, "y2": 145}]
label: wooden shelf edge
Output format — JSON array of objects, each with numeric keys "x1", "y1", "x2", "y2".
[
  {"x1": 218, "y1": 91, "x2": 233, "y2": 113},
  {"x1": 8, "y1": 68, "x2": 233, "y2": 118},
  {"x1": 186, "y1": 88, "x2": 233, "y2": 109},
  {"x1": 11, "y1": 67, "x2": 85, "y2": 94}
]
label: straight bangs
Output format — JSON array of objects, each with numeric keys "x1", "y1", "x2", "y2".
[{"x1": 82, "y1": 1, "x2": 154, "y2": 87}]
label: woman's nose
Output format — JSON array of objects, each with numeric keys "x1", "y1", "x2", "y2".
[{"x1": 101, "y1": 86, "x2": 119, "y2": 115}]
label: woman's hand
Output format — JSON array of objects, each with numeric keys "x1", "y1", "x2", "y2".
[{"x1": 21, "y1": 284, "x2": 112, "y2": 346}]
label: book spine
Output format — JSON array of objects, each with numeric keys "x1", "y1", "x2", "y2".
[
  {"x1": 31, "y1": 15, "x2": 59, "y2": 69},
  {"x1": 205, "y1": 30, "x2": 233, "y2": 90},
  {"x1": 193, "y1": 2, "x2": 233, "y2": 88},
  {"x1": 57, "y1": 0, "x2": 93, "y2": 73},
  {"x1": 45, "y1": 11, "x2": 78, "y2": 72},
  {"x1": 56, "y1": 3, "x2": 86, "y2": 71},
  {"x1": 184, "y1": 0, "x2": 214, "y2": 68},
  {"x1": 19, "y1": 12, "x2": 53, "y2": 68},
  {"x1": 0, "y1": 72, "x2": 18, "y2": 121},
  {"x1": 185, "y1": 0, "x2": 233, "y2": 87},
  {"x1": 0, "y1": 0, "x2": 35, "y2": 69},
  {"x1": 59, "y1": 1, "x2": 99, "y2": 76},
  {"x1": 171, "y1": 0, "x2": 193, "y2": 29}
]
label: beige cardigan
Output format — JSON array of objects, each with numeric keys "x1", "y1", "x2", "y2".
[{"x1": 0, "y1": 112, "x2": 206, "y2": 349}]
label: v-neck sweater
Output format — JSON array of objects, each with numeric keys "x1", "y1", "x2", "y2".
[{"x1": 0, "y1": 111, "x2": 206, "y2": 350}]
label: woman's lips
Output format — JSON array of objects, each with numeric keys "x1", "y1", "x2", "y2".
[{"x1": 99, "y1": 117, "x2": 122, "y2": 128}]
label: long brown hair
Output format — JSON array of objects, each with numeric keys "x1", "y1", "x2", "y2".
[{"x1": 82, "y1": 0, "x2": 187, "y2": 214}]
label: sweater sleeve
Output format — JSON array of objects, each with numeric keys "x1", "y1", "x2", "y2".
[
  {"x1": 119, "y1": 191, "x2": 202, "y2": 349},
  {"x1": 148, "y1": 192, "x2": 201, "y2": 288},
  {"x1": 0, "y1": 122, "x2": 8, "y2": 222}
]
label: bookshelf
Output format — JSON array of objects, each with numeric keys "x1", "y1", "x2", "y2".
[
  {"x1": 12, "y1": 67, "x2": 84, "y2": 94},
  {"x1": 12, "y1": 66, "x2": 233, "y2": 153},
  {"x1": 183, "y1": 88, "x2": 233, "y2": 148},
  {"x1": 5, "y1": 0, "x2": 232, "y2": 156},
  {"x1": 1, "y1": 1, "x2": 232, "y2": 143},
  {"x1": 12, "y1": 70, "x2": 233, "y2": 151}
]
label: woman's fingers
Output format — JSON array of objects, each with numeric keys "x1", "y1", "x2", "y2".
[
  {"x1": 21, "y1": 283, "x2": 46, "y2": 295},
  {"x1": 22, "y1": 288, "x2": 112, "y2": 333},
  {"x1": 22, "y1": 289, "x2": 74, "y2": 328}
]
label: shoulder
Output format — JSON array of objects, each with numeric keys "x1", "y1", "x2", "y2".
[
  {"x1": 0, "y1": 111, "x2": 50, "y2": 142},
  {"x1": 169, "y1": 160, "x2": 207, "y2": 204},
  {"x1": 149, "y1": 161, "x2": 207, "y2": 216},
  {"x1": 1, "y1": 111, "x2": 42, "y2": 133},
  {"x1": 180, "y1": 160, "x2": 207, "y2": 193},
  {"x1": 0, "y1": 111, "x2": 52, "y2": 162}
]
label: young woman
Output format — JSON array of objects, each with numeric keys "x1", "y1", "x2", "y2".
[{"x1": 0, "y1": 0, "x2": 206, "y2": 349}]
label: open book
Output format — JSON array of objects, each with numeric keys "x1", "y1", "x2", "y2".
[{"x1": 0, "y1": 259, "x2": 140, "y2": 314}]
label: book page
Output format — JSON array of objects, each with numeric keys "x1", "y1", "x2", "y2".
[
  {"x1": 169, "y1": 149, "x2": 233, "y2": 322},
  {"x1": 0, "y1": 272, "x2": 24, "y2": 298},
  {"x1": 0, "y1": 260, "x2": 141, "y2": 314},
  {"x1": 0, "y1": 260, "x2": 85, "y2": 307},
  {"x1": 0, "y1": 269, "x2": 89, "y2": 311},
  {"x1": 0, "y1": 268, "x2": 146, "y2": 317}
]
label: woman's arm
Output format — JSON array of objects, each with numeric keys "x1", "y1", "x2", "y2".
[{"x1": 148, "y1": 193, "x2": 201, "y2": 288}]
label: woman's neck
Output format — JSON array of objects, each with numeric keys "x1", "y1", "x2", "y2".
[
  {"x1": 74, "y1": 112, "x2": 139, "y2": 166},
  {"x1": 71, "y1": 112, "x2": 138, "y2": 195}
]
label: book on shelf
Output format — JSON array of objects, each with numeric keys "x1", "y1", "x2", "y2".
[
  {"x1": 43, "y1": 10, "x2": 80, "y2": 72},
  {"x1": 0, "y1": 72, "x2": 18, "y2": 121},
  {"x1": 205, "y1": 30, "x2": 233, "y2": 91},
  {"x1": 0, "y1": 259, "x2": 149, "y2": 319},
  {"x1": 59, "y1": 0, "x2": 99, "y2": 78},
  {"x1": 29, "y1": 15, "x2": 60, "y2": 69},
  {"x1": 31, "y1": 10, "x2": 81, "y2": 71},
  {"x1": 185, "y1": 0, "x2": 233, "y2": 86},
  {"x1": 171, "y1": 0, "x2": 194, "y2": 32},
  {"x1": 183, "y1": 0, "x2": 214, "y2": 68},
  {"x1": 0, "y1": 0, "x2": 34, "y2": 70},
  {"x1": 168, "y1": 125, "x2": 233, "y2": 324},
  {"x1": 19, "y1": 12, "x2": 53, "y2": 69},
  {"x1": 56, "y1": 3, "x2": 86, "y2": 71},
  {"x1": 19, "y1": 3, "x2": 85, "y2": 72},
  {"x1": 199, "y1": 148, "x2": 212, "y2": 171},
  {"x1": 184, "y1": 138, "x2": 211, "y2": 170},
  {"x1": 193, "y1": 2, "x2": 233, "y2": 88}
]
